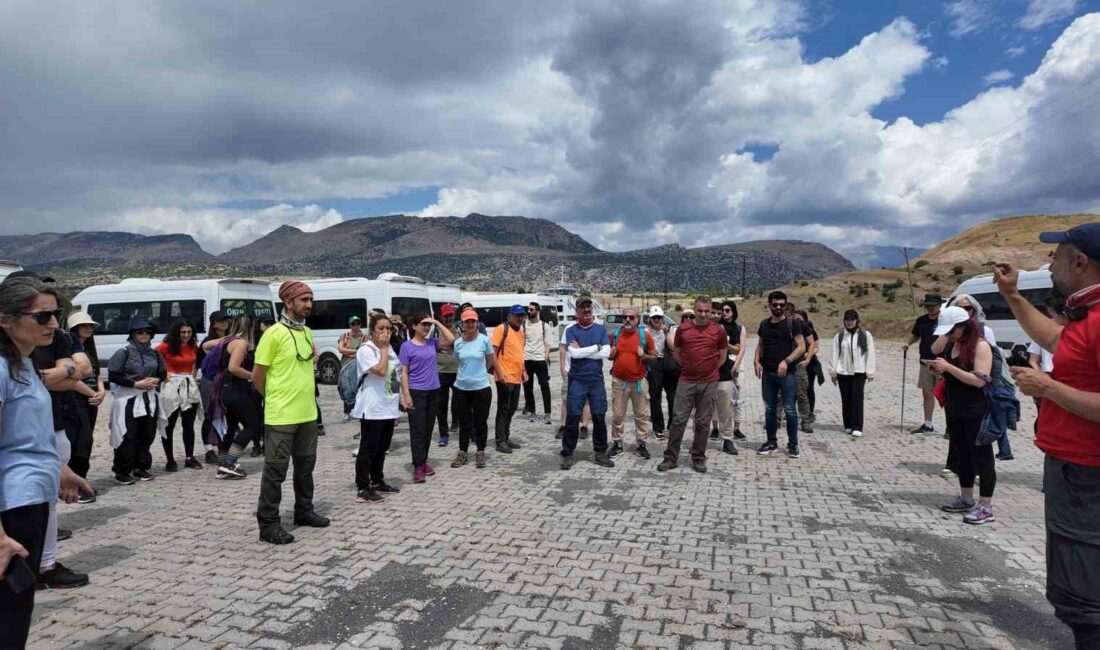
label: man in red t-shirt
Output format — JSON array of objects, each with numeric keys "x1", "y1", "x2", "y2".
[
  {"x1": 994, "y1": 222, "x2": 1100, "y2": 647},
  {"x1": 658, "y1": 296, "x2": 729, "y2": 473},
  {"x1": 608, "y1": 308, "x2": 656, "y2": 459}
]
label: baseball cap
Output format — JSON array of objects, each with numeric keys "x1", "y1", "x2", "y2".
[
  {"x1": 648, "y1": 306, "x2": 664, "y2": 318},
  {"x1": 209, "y1": 310, "x2": 229, "y2": 323},
  {"x1": 922, "y1": 293, "x2": 943, "y2": 307},
  {"x1": 348, "y1": 315, "x2": 362, "y2": 325},
  {"x1": 1039, "y1": 223, "x2": 1100, "y2": 262},
  {"x1": 933, "y1": 306, "x2": 971, "y2": 336},
  {"x1": 509, "y1": 304, "x2": 526, "y2": 315},
  {"x1": 575, "y1": 296, "x2": 593, "y2": 307},
  {"x1": 461, "y1": 309, "x2": 478, "y2": 322},
  {"x1": 440, "y1": 304, "x2": 456, "y2": 317}
]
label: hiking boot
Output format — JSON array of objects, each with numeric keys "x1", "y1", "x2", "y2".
[
  {"x1": 555, "y1": 426, "x2": 565, "y2": 440},
  {"x1": 165, "y1": 460, "x2": 178, "y2": 473},
  {"x1": 373, "y1": 482, "x2": 400, "y2": 494},
  {"x1": 259, "y1": 525, "x2": 295, "y2": 545},
  {"x1": 77, "y1": 490, "x2": 97, "y2": 505},
  {"x1": 635, "y1": 443, "x2": 651, "y2": 459},
  {"x1": 733, "y1": 429, "x2": 746, "y2": 440},
  {"x1": 475, "y1": 451, "x2": 486, "y2": 468},
  {"x1": 438, "y1": 433, "x2": 450, "y2": 447},
  {"x1": 963, "y1": 505, "x2": 995, "y2": 525},
  {"x1": 657, "y1": 460, "x2": 678, "y2": 472},
  {"x1": 506, "y1": 439, "x2": 521, "y2": 450},
  {"x1": 594, "y1": 453, "x2": 615, "y2": 468},
  {"x1": 423, "y1": 463, "x2": 436, "y2": 477},
  {"x1": 413, "y1": 466, "x2": 426, "y2": 483},
  {"x1": 133, "y1": 469, "x2": 154, "y2": 482},
  {"x1": 757, "y1": 442, "x2": 779, "y2": 455},
  {"x1": 722, "y1": 439, "x2": 739, "y2": 455},
  {"x1": 293, "y1": 511, "x2": 330, "y2": 528},
  {"x1": 451, "y1": 451, "x2": 468, "y2": 468},
  {"x1": 609, "y1": 442, "x2": 624, "y2": 457},
  {"x1": 579, "y1": 426, "x2": 589, "y2": 439},
  {"x1": 800, "y1": 422, "x2": 814, "y2": 433},
  {"x1": 560, "y1": 454, "x2": 575, "y2": 470},
  {"x1": 57, "y1": 528, "x2": 73, "y2": 542},
  {"x1": 910, "y1": 423, "x2": 933, "y2": 434},
  {"x1": 205, "y1": 449, "x2": 219, "y2": 464},
  {"x1": 217, "y1": 462, "x2": 247, "y2": 479},
  {"x1": 787, "y1": 446, "x2": 800, "y2": 459},
  {"x1": 710, "y1": 427, "x2": 719, "y2": 440},
  {"x1": 941, "y1": 495, "x2": 977, "y2": 513},
  {"x1": 37, "y1": 562, "x2": 89, "y2": 590},
  {"x1": 356, "y1": 488, "x2": 383, "y2": 503},
  {"x1": 495, "y1": 441, "x2": 513, "y2": 454},
  {"x1": 184, "y1": 457, "x2": 203, "y2": 469},
  {"x1": 114, "y1": 473, "x2": 135, "y2": 485},
  {"x1": 692, "y1": 459, "x2": 707, "y2": 473}
]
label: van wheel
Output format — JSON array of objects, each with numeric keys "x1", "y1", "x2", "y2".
[{"x1": 317, "y1": 355, "x2": 340, "y2": 385}]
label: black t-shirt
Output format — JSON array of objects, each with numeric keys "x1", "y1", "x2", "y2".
[
  {"x1": 911, "y1": 315, "x2": 939, "y2": 360},
  {"x1": 757, "y1": 318, "x2": 797, "y2": 374},
  {"x1": 32, "y1": 330, "x2": 80, "y2": 430},
  {"x1": 790, "y1": 318, "x2": 814, "y2": 363},
  {"x1": 718, "y1": 322, "x2": 741, "y2": 381}
]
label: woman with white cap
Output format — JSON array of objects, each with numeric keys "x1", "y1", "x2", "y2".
[
  {"x1": 107, "y1": 317, "x2": 168, "y2": 485},
  {"x1": 66, "y1": 311, "x2": 105, "y2": 501},
  {"x1": 927, "y1": 305, "x2": 998, "y2": 525}
]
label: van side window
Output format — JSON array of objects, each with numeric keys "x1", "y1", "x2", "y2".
[
  {"x1": 977, "y1": 288, "x2": 1053, "y2": 321},
  {"x1": 293, "y1": 298, "x2": 367, "y2": 330},
  {"x1": 87, "y1": 300, "x2": 206, "y2": 335},
  {"x1": 475, "y1": 307, "x2": 505, "y2": 328},
  {"x1": 222, "y1": 299, "x2": 275, "y2": 321},
  {"x1": 391, "y1": 297, "x2": 431, "y2": 324}
]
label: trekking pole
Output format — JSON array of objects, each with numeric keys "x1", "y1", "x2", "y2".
[{"x1": 900, "y1": 346, "x2": 908, "y2": 434}]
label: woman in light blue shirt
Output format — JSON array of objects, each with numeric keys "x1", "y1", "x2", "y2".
[
  {"x1": 0, "y1": 277, "x2": 92, "y2": 647},
  {"x1": 450, "y1": 309, "x2": 496, "y2": 469}
]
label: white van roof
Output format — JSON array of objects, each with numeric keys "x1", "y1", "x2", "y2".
[
  {"x1": 377, "y1": 272, "x2": 425, "y2": 284},
  {"x1": 114, "y1": 277, "x2": 268, "y2": 285}
]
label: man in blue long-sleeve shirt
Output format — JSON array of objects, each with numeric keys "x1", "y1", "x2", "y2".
[{"x1": 560, "y1": 298, "x2": 614, "y2": 470}]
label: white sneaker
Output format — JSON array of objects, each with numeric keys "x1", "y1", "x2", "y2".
[
  {"x1": 851, "y1": 430, "x2": 863, "y2": 438},
  {"x1": 940, "y1": 467, "x2": 955, "y2": 477},
  {"x1": 342, "y1": 413, "x2": 353, "y2": 423},
  {"x1": 352, "y1": 450, "x2": 358, "y2": 458}
]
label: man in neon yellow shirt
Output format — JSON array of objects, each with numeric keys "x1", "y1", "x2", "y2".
[{"x1": 253, "y1": 280, "x2": 330, "y2": 544}]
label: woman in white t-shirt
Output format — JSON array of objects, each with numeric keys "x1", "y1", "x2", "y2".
[{"x1": 352, "y1": 314, "x2": 402, "y2": 503}]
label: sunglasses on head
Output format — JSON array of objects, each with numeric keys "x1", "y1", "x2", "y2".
[{"x1": 22, "y1": 309, "x2": 62, "y2": 325}]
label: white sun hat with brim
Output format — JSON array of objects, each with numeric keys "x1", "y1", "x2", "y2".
[
  {"x1": 66, "y1": 311, "x2": 100, "y2": 330},
  {"x1": 933, "y1": 306, "x2": 970, "y2": 336}
]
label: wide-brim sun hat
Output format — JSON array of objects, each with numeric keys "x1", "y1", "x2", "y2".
[
  {"x1": 128, "y1": 316, "x2": 155, "y2": 333},
  {"x1": 67, "y1": 311, "x2": 99, "y2": 330},
  {"x1": 933, "y1": 306, "x2": 971, "y2": 336}
]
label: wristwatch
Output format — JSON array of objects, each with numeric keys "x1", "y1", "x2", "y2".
[{"x1": 64, "y1": 362, "x2": 76, "y2": 379}]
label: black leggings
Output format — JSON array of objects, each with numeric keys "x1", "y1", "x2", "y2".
[
  {"x1": 947, "y1": 410, "x2": 997, "y2": 498},
  {"x1": 357, "y1": 419, "x2": 395, "y2": 489},
  {"x1": 453, "y1": 386, "x2": 492, "y2": 452},
  {"x1": 408, "y1": 389, "x2": 438, "y2": 468},
  {"x1": 163, "y1": 406, "x2": 198, "y2": 461},
  {"x1": 0, "y1": 503, "x2": 49, "y2": 649},
  {"x1": 113, "y1": 396, "x2": 157, "y2": 475},
  {"x1": 223, "y1": 385, "x2": 262, "y2": 452},
  {"x1": 66, "y1": 399, "x2": 95, "y2": 478},
  {"x1": 837, "y1": 374, "x2": 866, "y2": 431}
]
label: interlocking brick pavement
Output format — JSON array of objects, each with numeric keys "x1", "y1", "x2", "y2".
[{"x1": 30, "y1": 339, "x2": 1071, "y2": 649}]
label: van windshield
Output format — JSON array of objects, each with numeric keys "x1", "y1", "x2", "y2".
[{"x1": 222, "y1": 299, "x2": 276, "y2": 322}]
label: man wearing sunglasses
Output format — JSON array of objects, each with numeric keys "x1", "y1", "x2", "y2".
[
  {"x1": 608, "y1": 308, "x2": 655, "y2": 459},
  {"x1": 560, "y1": 297, "x2": 613, "y2": 469},
  {"x1": 521, "y1": 302, "x2": 555, "y2": 426},
  {"x1": 754, "y1": 291, "x2": 806, "y2": 458},
  {"x1": 994, "y1": 222, "x2": 1100, "y2": 648}
]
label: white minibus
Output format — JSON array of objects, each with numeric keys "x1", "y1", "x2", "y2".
[
  {"x1": 274, "y1": 275, "x2": 432, "y2": 384},
  {"x1": 949, "y1": 267, "x2": 1053, "y2": 349},
  {"x1": 427, "y1": 282, "x2": 462, "y2": 315},
  {"x1": 0, "y1": 260, "x2": 22, "y2": 282},
  {"x1": 459, "y1": 291, "x2": 560, "y2": 329},
  {"x1": 71, "y1": 278, "x2": 276, "y2": 359}
]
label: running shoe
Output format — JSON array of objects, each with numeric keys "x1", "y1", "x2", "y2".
[
  {"x1": 733, "y1": 429, "x2": 745, "y2": 440},
  {"x1": 722, "y1": 439, "x2": 739, "y2": 455},
  {"x1": 184, "y1": 457, "x2": 203, "y2": 469},
  {"x1": 133, "y1": 469, "x2": 154, "y2": 482},
  {"x1": 475, "y1": 451, "x2": 486, "y2": 468},
  {"x1": 609, "y1": 442, "x2": 624, "y2": 457},
  {"x1": 451, "y1": 451, "x2": 468, "y2": 468},
  {"x1": 114, "y1": 473, "x2": 135, "y2": 485},
  {"x1": 941, "y1": 495, "x2": 977, "y2": 513},
  {"x1": 910, "y1": 423, "x2": 934, "y2": 434},
  {"x1": 635, "y1": 443, "x2": 651, "y2": 459},
  {"x1": 77, "y1": 490, "x2": 97, "y2": 504},
  {"x1": 963, "y1": 505, "x2": 995, "y2": 525},
  {"x1": 594, "y1": 453, "x2": 615, "y2": 468},
  {"x1": 37, "y1": 562, "x2": 89, "y2": 590},
  {"x1": 757, "y1": 442, "x2": 779, "y2": 455},
  {"x1": 851, "y1": 430, "x2": 863, "y2": 438},
  {"x1": 438, "y1": 433, "x2": 450, "y2": 447},
  {"x1": 356, "y1": 488, "x2": 383, "y2": 503},
  {"x1": 423, "y1": 463, "x2": 436, "y2": 477},
  {"x1": 165, "y1": 460, "x2": 178, "y2": 473},
  {"x1": 217, "y1": 462, "x2": 247, "y2": 479},
  {"x1": 787, "y1": 446, "x2": 800, "y2": 459},
  {"x1": 373, "y1": 482, "x2": 400, "y2": 494}
]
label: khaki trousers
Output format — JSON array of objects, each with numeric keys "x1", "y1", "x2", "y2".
[{"x1": 611, "y1": 376, "x2": 650, "y2": 443}]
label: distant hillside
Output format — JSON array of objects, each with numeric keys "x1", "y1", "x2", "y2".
[
  {"x1": 842, "y1": 245, "x2": 926, "y2": 270},
  {"x1": 0, "y1": 232, "x2": 211, "y2": 267},
  {"x1": 917, "y1": 214, "x2": 1098, "y2": 275}
]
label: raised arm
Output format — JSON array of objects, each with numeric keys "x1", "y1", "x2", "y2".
[{"x1": 994, "y1": 262, "x2": 1062, "y2": 352}]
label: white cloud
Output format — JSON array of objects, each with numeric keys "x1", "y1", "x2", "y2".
[
  {"x1": 1006, "y1": 44, "x2": 1028, "y2": 57},
  {"x1": 1019, "y1": 0, "x2": 1080, "y2": 30},
  {"x1": 982, "y1": 69, "x2": 1015, "y2": 85},
  {"x1": 945, "y1": 0, "x2": 995, "y2": 37}
]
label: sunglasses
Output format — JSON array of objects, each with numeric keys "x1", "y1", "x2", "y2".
[
  {"x1": 624, "y1": 315, "x2": 638, "y2": 321},
  {"x1": 770, "y1": 303, "x2": 786, "y2": 309},
  {"x1": 21, "y1": 309, "x2": 63, "y2": 325}
]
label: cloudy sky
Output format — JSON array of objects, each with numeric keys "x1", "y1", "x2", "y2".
[{"x1": 2, "y1": 0, "x2": 1099, "y2": 254}]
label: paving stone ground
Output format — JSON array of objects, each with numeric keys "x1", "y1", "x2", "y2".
[{"x1": 30, "y1": 339, "x2": 1070, "y2": 649}]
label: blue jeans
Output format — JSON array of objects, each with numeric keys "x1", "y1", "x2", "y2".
[
  {"x1": 562, "y1": 375, "x2": 608, "y2": 456},
  {"x1": 762, "y1": 371, "x2": 798, "y2": 448}
]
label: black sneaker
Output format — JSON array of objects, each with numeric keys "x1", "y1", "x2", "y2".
[
  {"x1": 495, "y1": 441, "x2": 513, "y2": 454},
  {"x1": 757, "y1": 442, "x2": 779, "y2": 455},
  {"x1": 560, "y1": 455, "x2": 575, "y2": 470},
  {"x1": 996, "y1": 453, "x2": 1015, "y2": 461},
  {"x1": 165, "y1": 460, "x2": 178, "y2": 473},
  {"x1": 77, "y1": 490, "x2": 97, "y2": 504},
  {"x1": 710, "y1": 427, "x2": 720, "y2": 440},
  {"x1": 217, "y1": 461, "x2": 247, "y2": 479},
  {"x1": 259, "y1": 525, "x2": 295, "y2": 545},
  {"x1": 593, "y1": 453, "x2": 615, "y2": 468},
  {"x1": 133, "y1": 469, "x2": 154, "y2": 482},
  {"x1": 184, "y1": 457, "x2": 203, "y2": 469},
  {"x1": 57, "y1": 528, "x2": 73, "y2": 542},
  {"x1": 544, "y1": 416, "x2": 553, "y2": 425},
  {"x1": 635, "y1": 443, "x2": 651, "y2": 459},
  {"x1": 37, "y1": 562, "x2": 89, "y2": 590},
  {"x1": 654, "y1": 430, "x2": 666, "y2": 440},
  {"x1": 733, "y1": 429, "x2": 746, "y2": 440},
  {"x1": 555, "y1": 426, "x2": 565, "y2": 440},
  {"x1": 580, "y1": 426, "x2": 589, "y2": 439},
  {"x1": 114, "y1": 473, "x2": 135, "y2": 485},
  {"x1": 787, "y1": 446, "x2": 800, "y2": 459},
  {"x1": 204, "y1": 449, "x2": 219, "y2": 464},
  {"x1": 506, "y1": 439, "x2": 521, "y2": 450},
  {"x1": 250, "y1": 446, "x2": 263, "y2": 457},
  {"x1": 373, "y1": 482, "x2": 401, "y2": 494},
  {"x1": 609, "y1": 442, "x2": 624, "y2": 457},
  {"x1": 293, "y1": 511, "x2": 330, "y2": 527},
  {"x1": 722, "y1": 439, "x2": 739, "y2": 456},
  {"x1": 356, "y1": 488, "x2": 384, "y2": 503},
  {"x1": 910, "y1": 423, "x2": 934, "y2": 434},
  {"x1": 692, "y1": 459, "x2": 707, "y2": 473},
  {"x1": 317, "y1": 425, "x2": 326, "y2": 436}
]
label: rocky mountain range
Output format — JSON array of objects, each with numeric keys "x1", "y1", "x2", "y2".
[{"x1": 2, "y1": 213, "x2": 855, "y2": 292}]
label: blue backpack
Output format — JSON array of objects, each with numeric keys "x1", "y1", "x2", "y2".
[{"x1": 612, "y1": 327, "x2": 647, "y2": 349}]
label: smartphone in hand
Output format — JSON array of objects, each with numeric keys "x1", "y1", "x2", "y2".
[{"x1": 4, "y1": 556, "x2": 36, "y2": 594}]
